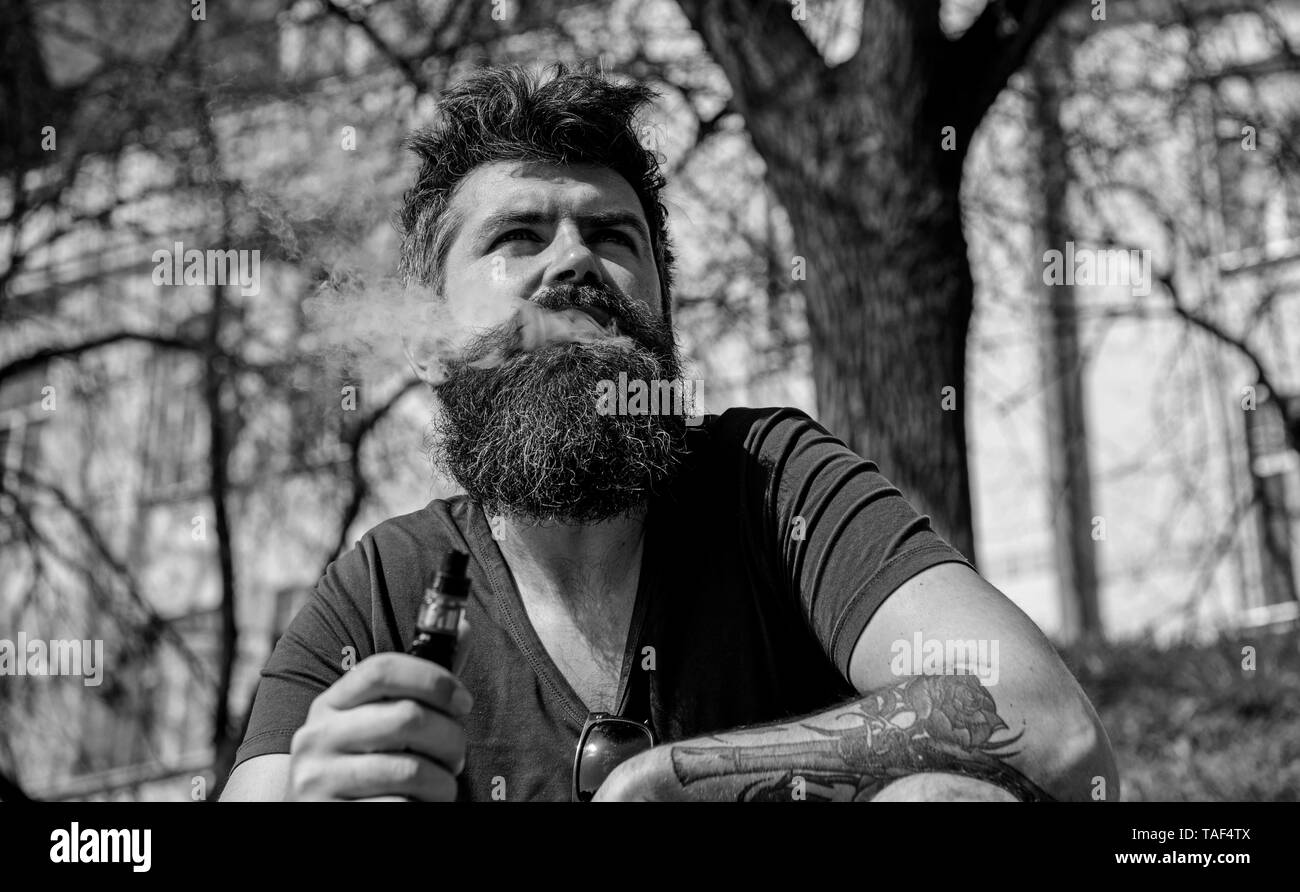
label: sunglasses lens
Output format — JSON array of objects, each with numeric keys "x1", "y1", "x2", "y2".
[{"x1": 576, "y1": 721, "x2": 654, "y2": 802}]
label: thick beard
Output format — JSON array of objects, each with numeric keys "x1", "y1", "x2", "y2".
[{"x1": 430, "y1": 295, "x2": 689, "y2": 524}]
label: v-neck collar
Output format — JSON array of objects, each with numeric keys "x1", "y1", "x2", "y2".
[{"x1": 463, "y1": 500, "x2": 657, "y2": 729}]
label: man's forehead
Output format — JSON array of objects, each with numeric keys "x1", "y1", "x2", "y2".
[{"x1": 452, "y1": 160, "x2": 645, "y2": 227}]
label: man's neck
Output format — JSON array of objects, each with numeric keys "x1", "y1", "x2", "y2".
[{"x1": 492, "y1": 506, "x2": 647, "y2": 627}]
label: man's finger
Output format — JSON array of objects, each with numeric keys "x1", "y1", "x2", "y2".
[
  {"x1": 319, "y1": 652, "x2": 473, "y2": 716},
  {"x1": 327, "y1": 753, "x2": 459, "y2": 802},
  {"x1": 325, "y1": 699, "x2": 467, "y2": 773}
]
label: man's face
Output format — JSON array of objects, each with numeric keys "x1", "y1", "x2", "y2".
[
  {"x1": 428, "y1": 160, "x2": 687, "y2": 524},
  {"x1": 440, "y1": 160, "x2": 663, "y2": 325}
]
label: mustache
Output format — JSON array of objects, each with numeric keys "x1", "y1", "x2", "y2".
[
  {"x1": 530, "y1": 282, "x2": 660, "y2": 331},
  {"x1": 460, "y1": 283, "x2": 674, "y2": 370}
]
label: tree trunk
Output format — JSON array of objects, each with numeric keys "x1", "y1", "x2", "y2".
[
  {"x1": 777, "y1": 153, "x2": 976, "y2": 559},
  {"x1": 678, "y1": 1, "x2": 977, "y2": 558},
  {"x1": 1031, "y1": 29, "x2": 1103, "y2": 641}
]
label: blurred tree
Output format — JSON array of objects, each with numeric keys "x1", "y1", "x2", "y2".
[
  {"x1": 1039, "y1": 0, "x2": 1300, "y2": 621},
  {"x1": 669, "y1": 0, "x2": 1083, "y2": 560},
  {"x1": 1030, "y1": 23, "x2": 1102, "y2": 641}
]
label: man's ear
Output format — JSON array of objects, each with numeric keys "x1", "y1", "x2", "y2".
[
  {"x1": 402, "y1": 286, "x2": 450, "y2": 387},
  {"x1": 402, "y1": 334, "x2": 443, "y2": 387}
]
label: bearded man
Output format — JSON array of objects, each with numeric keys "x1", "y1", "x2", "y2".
[{"x1": 221, "y1": 64, "x2": 1117, "y2": 803}]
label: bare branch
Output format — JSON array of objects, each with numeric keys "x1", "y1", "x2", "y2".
[
  {"x1": 673, "y1": 0, "x2": 827, "y2": 115},
  {"x1": 318, "y1": 0, "x2": 430, "y2": 93},
  {"x1": 3, "y1": 465, "x2": 215, "y2": 687},
  {"x1": 1195, "y1": 49, "x2": 1300, "y2": 84},
  {"x1": 0, "y1": 332, "x2": 201, "y2": 386},
  {"x1": 324, "y1": 377, "x2": 423, "y2": 570},
  {"x1": 1157, "y1": 272, "x2": 1300, "y2": 453},
  {"x1": 948, "y1": 0, "x2": 1075, "y2": 141}
]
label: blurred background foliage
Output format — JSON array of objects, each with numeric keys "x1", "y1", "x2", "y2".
[{"x1": 1065, "y1": 627, "x2": 1300, "y2": 801}]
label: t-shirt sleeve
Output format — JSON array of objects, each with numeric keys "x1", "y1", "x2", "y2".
[
  {"x1": 232, "y1": 541, "x2": 377, "y2": 772},
  {"x1": 728, "y1": 407, "x2": 974, "y2": 682}
]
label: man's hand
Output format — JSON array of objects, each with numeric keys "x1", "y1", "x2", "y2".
[{"x1": 287, "y1": 652, "x2": 474, "y2": 801}]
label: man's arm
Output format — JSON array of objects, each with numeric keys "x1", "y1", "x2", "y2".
[
  {"x1": 594, "y1": 563, "x2": 1119, "y2": 802},
  {"x1": 219, "y1": 754, "x2": 291, "y2": 801}
]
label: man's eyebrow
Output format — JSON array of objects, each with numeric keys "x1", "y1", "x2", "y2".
[
  {"x1": 474, "y1": 209, "x2": 651, "y2": 246},
  {"x1": 474, "y1": 210, "x2": 552, "y2": 236},
  {"x1": 580, "y1": 211, "x2": 650, "y2": 244}
]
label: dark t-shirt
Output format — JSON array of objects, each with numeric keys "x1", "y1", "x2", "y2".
[{"x1": 233, "y1": 406, "x2": 972, "y2": 800}]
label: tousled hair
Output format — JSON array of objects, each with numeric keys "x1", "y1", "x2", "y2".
[{"x1": 398, "y1": 63, "x2": 675, "y2": 327}]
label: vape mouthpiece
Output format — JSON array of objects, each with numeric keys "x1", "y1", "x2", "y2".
[
  {"x1": 442, "y1": 550, "x2": 468, "y2": 578},
  {"x1": 434, "y1": 549, "x2": 470, "y2": 599}
]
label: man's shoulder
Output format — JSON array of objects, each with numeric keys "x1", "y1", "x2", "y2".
[
  {"x1": 682, "y1": 406, "x2": 841, "y2": 477},
  {"x1": 353, "y1": 493, "x2": 475, "y2": 549},
  {"x1": 326, "y1": 494, "x2": 477, "y2": 589},
  {"x1": 666, "y1": 406, "x2": 832, "y2": 509},
  {"x1": 690, "y1": 405, "x2": 825, "y2": 450}
]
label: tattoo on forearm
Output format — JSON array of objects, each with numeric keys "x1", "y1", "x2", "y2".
[{"x1": 669, "y1": 675, "x2": 1052, "y2": 802}]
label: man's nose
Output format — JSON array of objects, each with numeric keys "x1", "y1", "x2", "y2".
[{"x1": 541, "y1": 231, "x2": 604, "y2": 289}]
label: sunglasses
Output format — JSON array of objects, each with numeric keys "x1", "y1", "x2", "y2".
[{"x1": 572, "y1": 712, "x2": 657, "y2": 802}]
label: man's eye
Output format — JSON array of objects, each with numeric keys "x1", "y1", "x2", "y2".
[
  {"x1": 493, "y1": 229, "x2": 539, "y2": 246},
  {"x1": 596, "y1": 230, "x2": 635, "y2": 248}
]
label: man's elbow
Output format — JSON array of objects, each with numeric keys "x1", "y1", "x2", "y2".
[{"x1": 1047, "y1": 697, "x2": 1121, "y2": 802}]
